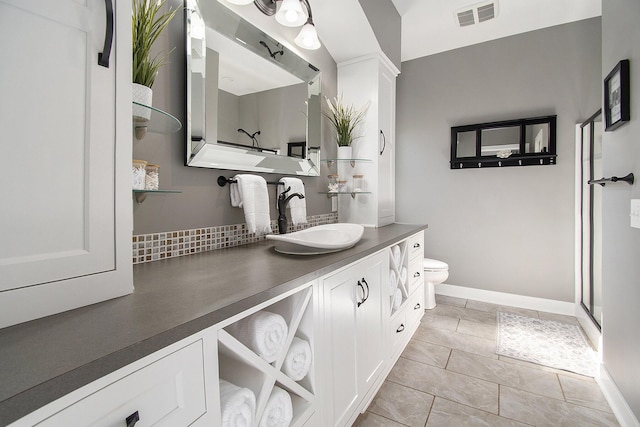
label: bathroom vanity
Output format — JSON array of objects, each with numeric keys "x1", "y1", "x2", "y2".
[{"x1": 0, "y1": 224, "x2": 426, "y2": 427}]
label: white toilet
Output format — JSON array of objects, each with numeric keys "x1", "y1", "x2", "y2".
[{"x1": 423, "y1": 258, "x2": 449, "y2": 309}]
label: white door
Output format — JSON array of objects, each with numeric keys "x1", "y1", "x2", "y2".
[
  {"x1": 324, "y1": 267, "x2": 360, "y2": 426},
  {"x1": 377, "y1": 66, "x2": 395, "y2": 226},
  {"x1": 355, "y1": 252, "x2": 386, "y2": 394},
  {"x1": 0, "y1": 0, "x2": 116, "y2": 291}
]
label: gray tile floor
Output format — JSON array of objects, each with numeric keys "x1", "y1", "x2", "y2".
[{"x1": 354, "y1": 295, "x2": 619, "y2": 427}]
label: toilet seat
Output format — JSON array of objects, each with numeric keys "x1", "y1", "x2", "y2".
[{"x1": 423, "y1": 258, "x2": 448, "y2": 271}]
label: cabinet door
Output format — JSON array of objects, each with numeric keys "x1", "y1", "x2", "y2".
[
  {"x1": 324, "y1": 266, "x2": 360, "y2": 426},
  {"x1": 323, "y1": 251, "x2": 387, "y2": 426},
  {"x1": 355, "y1": 252, "x2": 385, "y2": 394},
  {"x1": 0, "y1": 0, "x2": 132, "y2": 327},
  {"x1": 377, "y1": 64, "x2": 396, "y2": 226}
]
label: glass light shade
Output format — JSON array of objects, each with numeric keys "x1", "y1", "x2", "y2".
[
  {"x1": 225, "y1": 0, "x2": 254, "y2": 5},
  {"x1": 275, "y1": 0, "x2": 308, "y2": 27},
  {"x1": 294, "y1": 22, "x2": 321, "y2": 50}
]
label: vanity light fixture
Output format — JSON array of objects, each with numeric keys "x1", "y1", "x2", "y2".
[{"x1": 226, "y1": 0, "x2": 321, "y2": 50}]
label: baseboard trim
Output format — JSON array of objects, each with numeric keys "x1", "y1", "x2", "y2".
[
  {"x1": 435, "y1": 283, "x2": 575, "y2": 315},
  {"x1": 597, "y1": 364, "x2": 640, "y2": 427}
]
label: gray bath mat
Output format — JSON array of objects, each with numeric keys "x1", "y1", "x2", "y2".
[{"x1": 496, "y1": 311, "x2": 597, "y2": 377}]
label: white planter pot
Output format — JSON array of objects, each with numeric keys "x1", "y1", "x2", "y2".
[
  {"x1": 337, "y1": 145, "x2": 352, "y2": 160},
  {"x1": 132, "y1": 83, "x2": 153, "y2": 121}
]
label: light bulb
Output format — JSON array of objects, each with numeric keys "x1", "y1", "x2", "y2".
[
  {"x1": 275, "y1": 0, "x2": 307, "y2": 27},
  {"x1": 294, "y1": 22, "x2": 321, "y2": 50}
]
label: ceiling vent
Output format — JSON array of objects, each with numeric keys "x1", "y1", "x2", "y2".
[{"x1": 455, "y1": 1, "x2": 498, "y2": 27}]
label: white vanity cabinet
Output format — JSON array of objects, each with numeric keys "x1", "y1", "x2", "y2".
[
  {"x1": 10, "y1": 335, "x2": 219, "y2": 427},
  {"x1": 320, "y1": 251, "x2": 387, "y2": 426},
  {"x1": 337, "y1": 54, "x2": 399, "y2": 227},
  {"x1": 0, "y1": 0, "x2": 133, "y2": 327}
]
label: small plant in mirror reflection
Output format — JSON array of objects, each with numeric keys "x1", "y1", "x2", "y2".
[
  {"x1": 132, "y1": 0, "x2": 179, "y2": 88},
  {"x1": 323, "y1": 95, "x2": 370, "y2": 147}
]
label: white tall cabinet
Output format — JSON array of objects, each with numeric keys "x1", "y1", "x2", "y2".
[
  {"x1": 337, "y1": 54, "x2": 399, "y2": 227},
  {"x1": 0, "y1": 0, "x2": 133, "y2": 328}
]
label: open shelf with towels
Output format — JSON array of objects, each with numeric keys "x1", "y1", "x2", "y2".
[{"x1": 216, "y1": 282, "x2": 317, "y2": 427}]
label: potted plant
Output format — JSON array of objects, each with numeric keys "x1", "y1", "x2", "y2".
[
  {"x1": 132, "y1": 0, "x2": 178, "y2": 120},
  {"x1": 323, "y1": 94, "x2": 369, "y2": 159}
]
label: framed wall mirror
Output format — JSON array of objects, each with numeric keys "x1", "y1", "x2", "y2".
[
  {"x1": 451, "y1": 115, "x2": 557, "y2": 169},
  {"x1": 185, "y1": 0, "x2": 321, "y2": 175}
]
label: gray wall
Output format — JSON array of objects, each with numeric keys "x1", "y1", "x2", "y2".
[
  {"x1": 601, "y1": 0, "x2": 640, "y2": 418},
  {"x1": 357, "y1": 0, "x2": 401, "y2": 71},
  {"x1": 133, "y1": 0, "x2": 337, "y2": 234},
  {"x1": 396, "y1": 18, "x2": 602, "y2": 302}
]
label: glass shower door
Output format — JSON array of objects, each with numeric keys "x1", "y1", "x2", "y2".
[{"x1": 580, "y1": 110, "x2": 603, "y2": 329}]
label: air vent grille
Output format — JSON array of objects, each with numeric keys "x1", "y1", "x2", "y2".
[
  {"x1": 457, "y1": 10, "x2": 475, "y2": 27},
  {"x1": 455, "y1": 1, "x2": 498, "y2": 27},
  {"x1": 477, "y1": 3, "x2": 495, "y2": 22}
]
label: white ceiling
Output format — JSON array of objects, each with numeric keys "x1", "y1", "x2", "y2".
[{"x1": 315, "y1": 0, "x2": 602, "y2": 64}]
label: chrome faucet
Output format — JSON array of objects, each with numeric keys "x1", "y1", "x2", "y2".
[{"x1": 277, "y1": 186, "x2": 304, "y2": 234}]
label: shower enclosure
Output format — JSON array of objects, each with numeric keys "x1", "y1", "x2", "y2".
[{"x1": 579, "y1": 110, "x2": 603, "y2": 329}]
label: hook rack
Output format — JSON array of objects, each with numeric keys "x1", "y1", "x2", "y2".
[{"x1": 588, "y1": 173, "x2": 634, "y2": 187}]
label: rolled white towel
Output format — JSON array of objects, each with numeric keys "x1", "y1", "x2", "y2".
[
  {"x1": 389, "y1": 269, "x2": 398, "y2": 294},
  {"x1": 219, "y1": 379, "x2": 256, "y2": 427},
  {"x1": 282, "y1": 337, "x2": 312, "y2": 381},
  {"x1": 400, "y1": 267, "x2": 408, "y2": 285},
  {"x1": 227, "y1": 311, "x2": 288, "y2": 363},
  {"x1": 259, "y1": 386, "x2": 293, "y2": 427},
  {"x1": 392, "y1": 288, "x2": 402, "y2": 310},
  {"x1": 391, "y1": 245, "x2": 401, "y2": 267}
]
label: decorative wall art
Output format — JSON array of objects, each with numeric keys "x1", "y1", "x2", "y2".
[{"x1": 604, "y1": 59, "x2": 630, "y2": 131}]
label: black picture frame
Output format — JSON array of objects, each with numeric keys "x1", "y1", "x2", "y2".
[{"x1": 604, "y1": 59, "x2": 630, "y2": 131}]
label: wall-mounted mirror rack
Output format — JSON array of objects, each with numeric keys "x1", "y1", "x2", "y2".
[{"x1": 451, "y1": 115, "x2": 557, "y2": 169}]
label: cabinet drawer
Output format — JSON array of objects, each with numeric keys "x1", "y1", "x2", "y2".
[
  {"x1": 37, "y1": 340, "x2": 206, "y2": 427},
  {"x1": 407, "y1": 284, "x2": 425, "y2": 329},
  {"x1": 390, "y1": 311, "x2": 407, "y2": 353},
  {"x1": 407, "y1": 232, "x2": 424, "y2": 261},
  {"x1": 407, "y1": 256, "x2": 423, "y2": 295}
]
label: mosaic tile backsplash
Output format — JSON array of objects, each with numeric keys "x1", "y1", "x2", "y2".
[{"x1": 132, "y1": 212, "x2": 338, "y2": 264}]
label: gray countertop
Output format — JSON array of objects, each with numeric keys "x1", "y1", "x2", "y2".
[{"x1": 0, "y1": 223, "x2": 426, "y2": 425}]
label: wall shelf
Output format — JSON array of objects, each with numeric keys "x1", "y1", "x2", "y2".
[
  {"x1": 321, "y1": 158, "x2": 372, "y2": 168},
  {"x1": 133, "y1": 189, "x2": 181, "y2": 204},
  {"x1": 133, "y1": 102, "x2": 182, "y2": 140},
  {"x1": 320, "y1": 191, "x2": 371, "y2": 199}
]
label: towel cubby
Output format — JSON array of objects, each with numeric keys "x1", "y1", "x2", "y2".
[
  {"x1": 218, "y1": 283, "x2": 316, "y2": 427},
  {"x1": 388, "y1": 241, "x2": 410, "y2": 316}
]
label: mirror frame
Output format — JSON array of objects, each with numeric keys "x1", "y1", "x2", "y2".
[
  {"x1": 450, "y1": 115, "x2": 557, "y2": 169},
  {"x1": 185, "y1": 0, "x2": 321, "y2": 175}
]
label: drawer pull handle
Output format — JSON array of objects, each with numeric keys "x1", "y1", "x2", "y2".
[
  {"x1": 356, "y1": 281, "x2": 366, "y2": 307},
  {"x1": 126, "y1": 411, "x2": 140, "y2": 427},
  {"x1": 414, "y1": 272, "x2": 421, "y2": 277},
  {"x1": 396, "y1": 324, "x2": 405, "y2": 333},
  {"x1": 414, "y1": 303, "x2": 421, "y2": 310},
  {"x1": 413, "y1": 243, "x2": 420, "y2": 248}
]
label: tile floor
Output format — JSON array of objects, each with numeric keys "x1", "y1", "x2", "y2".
[{"x1": 354, "y1": 295, "x2": 619, "y2": 427}]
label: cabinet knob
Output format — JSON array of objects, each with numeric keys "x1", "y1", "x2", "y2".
[
  {"x1": 396, "y1": 324, "x2": 405, "y2": 333},
  {"x1": 413, "y1": 272, "x2": 421, "y2": 278},
  {"x1": 414, "y1": 303, "x2": 421, "y2": 310},
  {"x1": 413, "y1": 243, "x2": 420, "y2": 248},
  {"x1": 126, "y1": 411, "x2": 140, "y2": 427}
]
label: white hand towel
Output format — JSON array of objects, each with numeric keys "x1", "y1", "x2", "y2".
[
  {"x1": 219, "y1": 379, "x2": 256, "y2": 427},
  {"x1": 282, "y1": 337, "x2": 312, "y2": 381},
  {"x1": 389, "y1": 269, "x2": 398, "y2": 294},
  {"x1": 277, "y1": 177, "x2": 307, "y2": 225},
  {"x1": 259, "y1": 386, "x2": 293, "y2": 427},
  {"x1": 227, "y1": 311, "x2": 288, "y2": 363},
  {"x1": 230, "y1": 174, "x2": 272, "y2": 235},
  {"x1": 392, "y1": 288, "x2": 402, "y2": 310},
  {"x1": 391, "y1": 245, "x2": 402, "y2": 267}
]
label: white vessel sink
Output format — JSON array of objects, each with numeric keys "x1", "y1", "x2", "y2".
[{"x1": 266, "y1": 223, "x2": 365, "y2": 255}]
